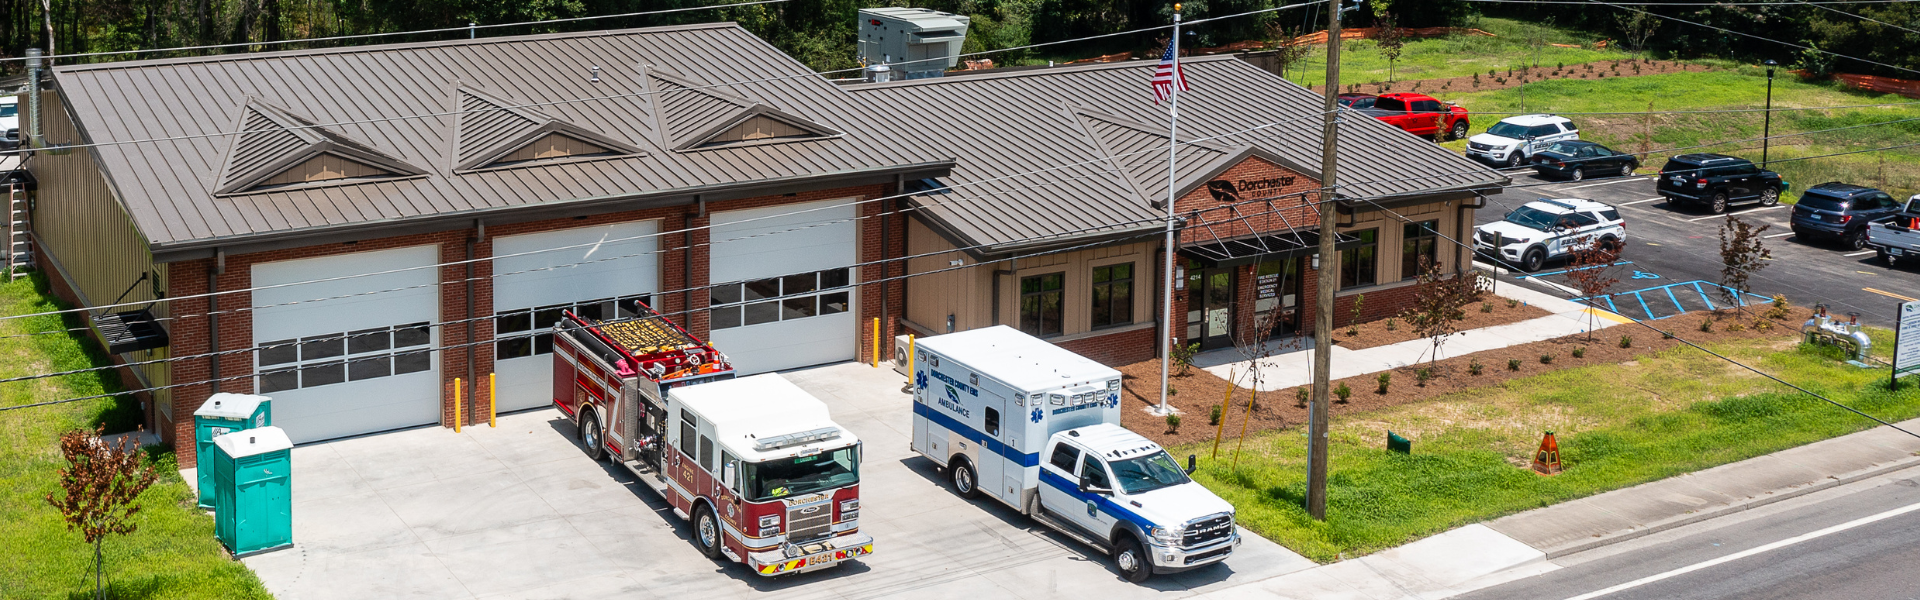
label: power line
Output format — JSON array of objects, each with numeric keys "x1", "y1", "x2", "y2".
[
  {"x1": 1583, "y1": 0, "x2": 1920, "y2": 76},
  {"x1": 1463, "y1": 0, "x2": 1918, "y2": 4},
  {"x1": 1, "y1": 0, "x2": 789, "y2": 64},
  {"x1": 1796, "y1": 0, "x2": 1920, "y2": 36},
  {"x1": 1462, "y1": 101, "x2": 1920, "y2": 116}
]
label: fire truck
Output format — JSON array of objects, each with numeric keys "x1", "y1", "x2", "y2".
[{"x1": 551, "y1": 308, "x2": 872, "y2": 576}]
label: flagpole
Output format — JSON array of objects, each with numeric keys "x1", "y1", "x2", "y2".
[{"x1": 1157, "y1": 5, "x2": 1182, "y2": 416}]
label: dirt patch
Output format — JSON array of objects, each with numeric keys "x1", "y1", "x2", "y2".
[
  {"x1": 1327, "y1": 59, "x2": 1714, "y2": 97},
  {"x1": 1328, "y1": 298, "x2": 1552, "y2": 351},
  {"x1": 1119, "y1": 306, "x2": 1815, "y2": 448}
]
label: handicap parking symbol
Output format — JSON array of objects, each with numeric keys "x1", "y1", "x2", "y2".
[{"x1": 1631, "y1": 270, "x2": 1661, "y2": 280}]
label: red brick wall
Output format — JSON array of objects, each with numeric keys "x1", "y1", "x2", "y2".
[
  {"x1": 1052, "y1": 325, "x2": 1158, "y2": 367},
  {"x1": 1175, "y1": 156, "x2": 1322, "y2": 246}
]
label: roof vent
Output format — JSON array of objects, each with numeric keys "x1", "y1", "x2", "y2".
[{"x1": 866, "y1": 56, "x2": 893, "y2": 84}]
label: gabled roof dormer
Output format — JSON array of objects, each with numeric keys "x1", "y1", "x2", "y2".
[
  {"x1": 214, "y1": 100, "x2": 426, "y2": 196},
  {"x1": 644, "y1": 66, "x2": 841, "y2": 151},
  {"x1": 451, "y1": 86, "x2": 643, "y2": 172}
]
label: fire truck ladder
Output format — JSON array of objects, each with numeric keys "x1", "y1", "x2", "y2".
[{"x1": 7, "y1": 186, "x2": 28, "y2": 280}]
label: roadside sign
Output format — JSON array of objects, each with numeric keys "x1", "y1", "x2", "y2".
[{"x1": 1896, "y1": 300, "x2": 1920, "y2": 386}]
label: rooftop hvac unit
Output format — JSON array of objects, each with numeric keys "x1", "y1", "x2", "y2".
[{"x1": 857, "y1": 7, "x2": 970, "y2": 80}]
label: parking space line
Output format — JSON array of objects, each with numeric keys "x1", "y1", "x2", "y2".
[
  {"x1": 1561, "y1": 177, "x2": 1649, "y2": 190},
  {"x1": 1520, "y1": 261, "x2": 1635, "y2": 279},
  {"x1": 1623, "y1": 198, "x2": 1664, "y2": 206},
  {"x1": 1865, "y1": 288, "x2": 1918, "y2": 302},
  {"x1": 1843, "y1": 250, "x2": 1876, "y2": 257},
  {"x1": 1685, "y1": 206, "x2": 1785, "y2": 222}
]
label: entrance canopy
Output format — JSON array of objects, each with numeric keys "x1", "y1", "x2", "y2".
[{"x1": 1178, "y1": 229, "x2": 1368, "y2": 269}]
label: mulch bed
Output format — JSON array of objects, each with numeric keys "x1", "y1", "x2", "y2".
[
  {"x1": 1316, "y1": 59, "x2": 1715, "y2": 97},
  {"x1": 1330, "y1": 298, "x2": 1552, "y2": 351},
  {"x1": 1119, "y1": 306, "x2": 1816, "y2": 448}
]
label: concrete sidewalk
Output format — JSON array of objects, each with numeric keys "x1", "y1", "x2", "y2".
[{"x1": 1201, "y1": 283, "x2": 1629, "y2": 392}]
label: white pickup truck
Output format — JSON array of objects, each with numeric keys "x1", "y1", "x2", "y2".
[
  {"x1": 908, "y1": 326, "x2": 1240, "y2": 582},
  {"x1": 1866, "y1": 195, "x2": 1920, "y2": 268}
]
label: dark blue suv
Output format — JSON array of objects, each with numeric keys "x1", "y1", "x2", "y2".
[{"x1": 1790, "y1": 183, "x2": 1907, "y2": 250}]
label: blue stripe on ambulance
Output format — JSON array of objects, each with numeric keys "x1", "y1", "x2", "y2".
[
  {"x1": 912, "y1": 401, "x2": 1039, "y2": 467},
  {"x1": 1036, "y1": 469, "x2": 1163, "y2": 535}
]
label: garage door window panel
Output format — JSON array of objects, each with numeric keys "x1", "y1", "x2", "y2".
[
  {"x1": 710, "y1": 268, "x2": 851, "y2": 330},
  {"x1": 495, "y1": 294, "x2": 648, "y2": 358},
  {"x1": 258, "y1": 321, "x2": 431, "y2": 391}
]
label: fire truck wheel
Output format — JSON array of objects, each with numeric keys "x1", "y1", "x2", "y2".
[
  {"x1": 949, "y1": 458, "x2": 981, "y2": 499},
  {"x1": 578, "y1": 409, "x2": 606, "y2": 462},
  {"x1": 1115, "y1": 535, "x2": 1151, "y2": 583},
  {"x1": 693, "y1": 504, "x2": 723, "y2": 560}
]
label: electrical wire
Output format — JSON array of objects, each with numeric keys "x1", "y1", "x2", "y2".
[
  {"x1": 1581, "y1": 0, "x2": 1920, "y2": 76},
  {"x1": 1460, "y1": 0, "x2": 1918, "y2": 4},
  {"x1": 1795, "y1": 0, "x2": 1920, "y2": 36}
]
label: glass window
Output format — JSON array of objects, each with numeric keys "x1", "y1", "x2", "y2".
[
  {"x1": 1412, "y1": 99, "x2": 1442, "y2": 112},
  {"x1": 497, "y1": 337, "x2": 533, "y2": 359},
  {"x1": 1079, "y1": 455, "x2": 1111, "y2": 489},
  {"x1": 1528, "y1": 124, "x2": 1561, "y2": 137},
  {"x1": 495, "y1": 310, "x2": 532, "y2": 334},
  {"x1": 984, "y1": 407, "x2": 1000, "y2": 436},
  {"x1": 711, "y1": 283, "x2": 743, "y2": 306},
  {"x1": 1019, "y1": 272, "x2": 1065, "y2": 337},
  {"x1": 347, "y1": 328, "x2": 391, "y2": 355},
  {"x1": 1569, "y1": 213, "x2": 1600, "y2": 227},
  {"x1": 821, "y1": 292, "x2": 850, "y2": 314},
  {"x1": 300, "y1": 334, "x2": 344, "y2": 361},
  {"x1": 821, "y1": 268, "x2": 851, "y2": 289},
  {"x1": 1374, "y1": 97, "x2": 1408, "y2": 111},
  {"x1": 394, "y1": 323, "x2": 431, "y2": 348},
  {"x1": 347, "y1": 354, "x2": 391, "y2": 381},
  {"x1": 743, "y1": 278, "x2": 781, "y2": 301},
  {"x1": 533, "y1": 305, "x2": 567, "y2": 330},
  {"x1": 533, "y1": 332, "x2": 554, "y2": 355},
  {"x1": 1402, "y1": 221, "x2": 1438, "y2": 279},
  {"x1": 1109, "y1": 451, "x2": 1193, "y2": 495},
  {"x1": 782, "y1": 273, "x2": 818, "y2": 295},
  {"x1": 1049, "y1": 443, "x2": 1082, "y2": 472},
  {"x1": 744, "y1": 300, "x2": 781, "y2": 326},
  {"x1": 616, "y1": 296, "x2": 652, "y2": 319},
  {"x1": 1341, "y1": 229, "x2": 1379, "y2": 288},
  {"x1": 742, "y1": 445, "x2": 860, "y2": 501},
  {"x1": 711, "y1": 306, "x2": 742, "y2": 330},
  {"x1": 574, "y1": 299, "x2": 607, "y2": 322},
  {"x1": 393, "y1": 350, "x2": 431, "y2": 375},
  {"x1": 680, "y1": 421, "x2": 697, "y2": 457},
  {"x1": 1091, "y1": 263, "x2": 1133, "y2": 329},
  {"x1": 258, "y1": 339, "x2": 298, "y2": 366},
  {"x1": 1486, "y1": 121, "x2": 1529, "y2": 139},
  {"x1": 258, "y1": 368, "x2": 298, "y2": 394},
  {"x1": 301, "y1": 361, "x2": 345, "y2": 387},
  {"x1": 782, "y1": 295, "x2": 817, "y2": 319},
  {"x1": 699, "y1": 435, "x2": 715, "y2": 472},
  {"x1": 1600, "y1": 209, "x2": 1621, "y2": 222}
]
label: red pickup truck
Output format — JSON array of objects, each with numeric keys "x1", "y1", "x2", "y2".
[{"x1": 1356, "y1": 92, "x2": 1470, "y2": 140}]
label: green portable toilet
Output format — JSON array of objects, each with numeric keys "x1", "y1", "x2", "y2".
[
  {"x1": 210, "y1": 426, "x2": 293, "y2": 557},
  {"x1": 194, "y1": 393, "x2": 271, "y2": 508}
]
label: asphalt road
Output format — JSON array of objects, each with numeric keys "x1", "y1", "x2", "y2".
[
  {"x1": 1457, "y1": 472, "x2": 1920, "y2": 600},
  {"x1": 1471, "y1": 170, "x2": 1920, "y2": 327}
]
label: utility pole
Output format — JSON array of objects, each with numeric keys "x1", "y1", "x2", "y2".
[{"x1": 1307, "y1": 0, "x2": 1352, "y2": 522}]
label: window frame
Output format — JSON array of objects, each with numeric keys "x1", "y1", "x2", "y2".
[
  {"x1": 1018, "y1": 271, "x2": 1066, "y2": 338},
  {"x1": 1340, "y1": 228, "x2": 1380, "y2": 289},
  {"x1": 495, "y1": 294, "x2": 652, "y2": 361},
  {"x1": 1090, "y1": 262, "x2": 1135, "y2": 330},
  {"x1": 255, "y1": 322, "x2": 432, "y2": 394},
  {"x1": 708, "y1": 268, "x2": 853, "y2": 331},
  {"x1": 1401, "y1": 220, "x2": 1439, "y2": 279}
]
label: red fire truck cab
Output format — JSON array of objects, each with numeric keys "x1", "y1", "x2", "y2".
[{"x1": 551, "y1": 309, "x2": 871, "y2": 576}]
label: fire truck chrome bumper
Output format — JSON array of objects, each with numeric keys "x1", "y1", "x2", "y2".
[
  {"x1": 749, "y1": 532, "x2": 874, "y2": 576},
  {"x1": 1147, "y1": 533, "x2": 1238, "y2": 572}
]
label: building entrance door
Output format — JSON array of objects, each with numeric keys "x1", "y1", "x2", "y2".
[
  {"x1": 1255, "y1": 257, "x2": 1305, "y2": 337},
  {"x1": 1185, "y1": 265, "x2": 1235, "y2": 350}
]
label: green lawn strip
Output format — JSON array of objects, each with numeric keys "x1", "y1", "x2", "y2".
[
  {"x1": 1273, "y1": 18, "x2": 1631, "y2": 87},
  {"x1": 1183, "y1": 333, "x2": 1919, "y2": 563},
  {"x1": 1430, "y1": 69, "x2": 1920, "y2": 198},
  {"x1": 0, "y1": 274, "x2": 269, "y2": 599}
]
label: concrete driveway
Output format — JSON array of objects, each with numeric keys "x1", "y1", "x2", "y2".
[{"x1": 245, "y1": 362, "x2": 1314, "y2": 599}]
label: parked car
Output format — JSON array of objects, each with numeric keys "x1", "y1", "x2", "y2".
[
  {"x1": 1357, "y1": 92, "x2": 1469, "y2": 140},
  {"x1": 1530, "y1": 140, "x2": 1639, "y2": 181},
  {"x1": 0, "y1": 97, "x2": 17, "y2": 151},
  {"x1": 1474, "y1": 197, "x2": 1625, "y2": 272},
  {"x1": 1791, "y1": 182, "x2": 1907, "y2": 250},
  {"x1": 1656, "y1": 153, "x2": 1787, "y2": 214},
  {"x1": 1466, "y1": 114, "x2": 1578, "y2": 168},
  {"x1": 1337, "y1": 93, "x2": 1377, "y2": 109},
  {"x1": 1866, "y1": 195, "x2": 1920, "y2": 267}
]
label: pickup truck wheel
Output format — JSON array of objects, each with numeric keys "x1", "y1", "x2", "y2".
[
  {"x1": 1520, "y1": 248, "x2": 1547, "y2": 272},
  {"x1": 1759, "y1": 188, "x2": 1780, "y2": 206},
  {"x1": 1569, "y1": 167, "x2": 1585, "y2": 182},
  {"x1": 1845, "y1": 228, "x2": 1868, "y2": 251},
  {"x1": 1880, "y1": 251, "x2": 1893, "y2": 266},
  {"x1": 1449, "y1": 121, "x2": 1469, "y2": 141},
  {"x1": 1115, "y1": 535, "x2": 1152, "y2": 583},
  {"x1": 950, "y1": 458, "x2": 981, "y2": 499},
  {"x1": 1709, "y1": 192, "x2": 1729, "y2": 214},
  {"x1": 579, "y1": 409, "x2": 606, "y2": 462},
  {"x1": 692, "y1": 504, "x2": 724, "y2": 560}
]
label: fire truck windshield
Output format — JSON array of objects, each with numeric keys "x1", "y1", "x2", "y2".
[{"x1": 743, "y1": 444, "x2": 860, "y2": 501}]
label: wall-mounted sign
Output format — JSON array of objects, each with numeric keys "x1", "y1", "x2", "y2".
[{"x1": 1204, "y1": 176, "x2": 1300, "y2": 203}]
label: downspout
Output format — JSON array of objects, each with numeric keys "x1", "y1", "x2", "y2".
[
  {"x1": 208, "y1": 249, "x2": 222, "y2": 393},
  {"x1": 992, "y1": 256, "x2": 1018, "y2": 327},
  {"x1": 686, "y1": 195, "x2": 703, "y2": 323},
  {"x1": 466, "y1": 220, "x2": 482, "y2": 424}
]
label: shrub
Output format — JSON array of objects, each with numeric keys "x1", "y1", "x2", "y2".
[
  {"x1": 1377, "y1": 372, "x2": 1392, "y2": 394},
  {"x1": 1572, "y1": 347, "x2": 1586, "y2": 359},
  {"x1": 1416, "y1": 367, "x2": 1433, "y2": 386},
  {"x1": 1296, "y1": 387, "x2": 1310, "y2": 408},
  {"x1": 1166, "y1": 413, "x2": 1182, "y2": 433},
  {"x1": 1481, "y1": 302, "x2": 1494, "y2": 313},
  {"x1": 1469, "y1": 359, "x2": 1484, "y2": 375},
  {"x1": 1171, "y1": 342, "x2": 1201, "y2": 375},
  {"x1": 1506, "y1": 298, "x2": 1519, "y2": 308},
  {"x1": 1348, "y1": 325, "x2": 1360, "y2": 337},
  {"x1": 1385, "y1": 318, "x2": 1398, "y2": 331},
  {"x1": 1664, "y1": 330, "x2": 1675, "y2": 339},
  {"x1": 1619, "y1": 335, "x2": 1633, "y2": 348},
  {"x1": 1209, "y1": 404, "x2": 1222, "y2": 426},
  {"x1": 1727, "y1": 321, "x2": 1746, "y2": 332},
  {"x1": 1334, "y1": 383, "x2": 1352, "y2": 403},
  {"x1": 1508, "y1": 358, "x2": 1522, "y2": 371},
  {"x1": 1699, "y1": 317, "x2": 1714, "y2": 333},
  {"x1": 1765, "y1": 294, "x2": 1792, "y2": 320},
  {"x1": 1541, "y1": 353, "x2": 1555, "y2": 364},
  {"x1": 1755, "y1": 319, "x2": 1773, "y2": 331}
]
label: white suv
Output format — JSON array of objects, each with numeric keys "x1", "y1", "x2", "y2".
[
  {"x1": 1475, "y1": 198, "x2": 1625, "y2": 272},
  {"x1": 1467, "y1": 114, "x2": 1579, "y2": 168}
]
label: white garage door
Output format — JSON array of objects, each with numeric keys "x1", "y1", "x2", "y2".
[
  {"x1": 708, "y1": 199, "x2": 858, "y2": 374},
  {"x1": 252, "y1": 246, "x2": 440, "y2": 443},
  {"x1": 491, "y1": 221, "x2": 660, "y2": 411}
]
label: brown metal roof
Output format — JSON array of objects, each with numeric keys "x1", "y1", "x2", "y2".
[
  {"x1": 50, "y1": 23, "x2": 950, "y2": 254},
  {"x1": 850, "y1": 56, "x2": 1508, "y2": 253}
]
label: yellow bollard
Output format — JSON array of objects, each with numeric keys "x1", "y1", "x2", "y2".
[
  {"x1": 872, "y1": 318, "x2": 881, "y2": 368},
  {"x1": 907, "y1": 334, "x2": 916, "y2": 377},
  {"x1": 488, "y1": 372, "x2": 497, "y2": 428},
  {"x1": 453, "y1": 378, "x2": 463, "y2": 433}
]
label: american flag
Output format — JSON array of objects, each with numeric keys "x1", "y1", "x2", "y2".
[{"x1": 1150, "y1": 37, "x2": 1189, "y2": 104}]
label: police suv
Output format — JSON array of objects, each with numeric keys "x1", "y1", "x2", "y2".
[
  {"x1": 1475, "y1": 197, "x2": 1625, "y2": 272},
  {"x1": 908, "y1": 326, "x2": 1239, "y2": 582}
]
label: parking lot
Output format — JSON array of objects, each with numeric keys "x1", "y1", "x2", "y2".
[
  {"x1": 1475, "y1": 171, "x2": 1920, "y2": 327},
  {"x1": 242, "y1": 362, "x2": 1313, "y2": 600}
]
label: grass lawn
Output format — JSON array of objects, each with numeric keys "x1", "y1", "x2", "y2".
[
  {"x1": 1431, "y1": 68, "x2": 1920, "y2": 198},
  {"x1": 1271, "y1": 18, "x2": 1632, "y2": 87},
  {"x1": 0, "y1": 274, "x2": 269, "y2": 599},
  {"x1": 1183, "y1": 329, "x2": 1920, "y2": 563}
]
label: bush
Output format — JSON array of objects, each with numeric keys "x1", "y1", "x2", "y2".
[
  {"x1": 1699, "y1": 317, "x2": 1714, "y2": 333},
  {"x1": 1572, "y1": 347, "x2": 1586, "y2": 359},
  {"x1": 1619, "y1": 335, "x2": 1633, "y2": 348},
  {"x1": 1508, "y1": 358, "x2": 1522, "y2": 371},
  {"x1": 1296, "y1": 387, "x2": 1310, "y2": 408},
  {"x1": 1334, "y1": 382, "x2": 1352, "y2": 403},
  {"x1": 1469, "y1": 359, "x2": 1483, "y2": 375},
  {"x1": 1166, "y1": 413, "x2": 1182, "y2": 432},
  {"x1": 1541, "y1": 353, "x2": 1555, "y2": 364},
  {"x1": 1481, "y1": 302, "x2": 1494, "y2": 313},
  {"x1": 1209, "y1": 404, "x2": 1222, "y2": 426},
  {"x1": 1727, "y1": 321, "x2": 1746, "y2": 332},
  {"x1": 1765, "y1": 294, "x2": 1793, "y2": 320},
  {"x1": 1385, "y1": 318, "x2": 1398, "y2": 331},
  {"x1": 1377, "y1": 372, "x2": 1392, "y2": 394},
  {"x1": 1416, "y1": 367, "x2": 1433, "y2": 386},
  {"x1": 1663, "y1": 330, "x2": 1675, "y2": 339},
  {"x1": 1506, "y1": 298, "x2": 1519, "y2": 309}
]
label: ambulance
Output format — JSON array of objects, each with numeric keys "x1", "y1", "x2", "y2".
[{"x1": 908, "y1": 326, "x2": 1239, "y2": 582}]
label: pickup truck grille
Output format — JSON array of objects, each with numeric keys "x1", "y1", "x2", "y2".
[
  {"x1": 1182, "y1": 514, "x2": 1234, "y2": 548},
  {"x1": 786, "y1": 502, "x2": 835, "y2": 543}
]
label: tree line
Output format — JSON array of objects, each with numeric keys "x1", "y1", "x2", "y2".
[{"x1": 0, "y1": 0, "x2": 1913, "y2": 78}]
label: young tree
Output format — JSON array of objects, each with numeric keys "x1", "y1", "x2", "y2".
[
  {"x1": 1264, "y1": 23, "x2": 1315, "y2": 82},
  {"x1": 1614, "y1": 10, "x2": 1661, "y2": 59},
  {"x1": 1399, "y1": 258, "x2": 1482, "y2": 366},
  {"x1": 1375, "y1": 13, "x2": 1407, "y2": 83},
  {"x1": 1718, "y1": 214, "x2": 1773, "y2": 314},
  {"x1": 1562, "y1": 240, "x2": 1624, "y2": 341},
  {"x1": 47, "y1": 426, "x2": 158, "y2": 600}
]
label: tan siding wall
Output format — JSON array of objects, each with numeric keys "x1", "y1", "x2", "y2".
[
  {"x1": 710, "y1": 116, "x2": 808, "y2": 143},
  {"x1": 1335, "y1": 199, "x2": 1460, "y2": 288},
  {"x1": 28, "y1": 90, "x2": 170, "y2": 413},
  {"x1": 906, "y1": 219, "x2": 1155, "y2": 339},
  {"x1": 995, "y1": 240, "x2": 1155, "y2": 338},
  {"x1": 498, "y1": 133, "x2": 609, "y2": 163},
  {"x1": 904, "y1": 218, "x2": 990, "y2": 332},
  {"x1": 260, "y1": 153, "x2": 388, "y2": 186}
]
